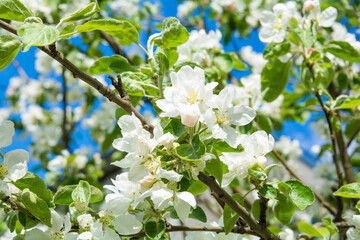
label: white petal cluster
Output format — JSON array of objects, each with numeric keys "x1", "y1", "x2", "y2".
[
  {"x1": 177, "y1": 30, "x2": 222, "y2": 64},
  {"x1": 0, "y1": 120, "x2": 29, "y2": 196},
  {"x1": 220, "y1": 131, "x2": 274, "y2": 187},
  {"x1": 303, "y1": 0, "x2": 337, "y2": 27},
  {"x1": 346, "y1": 215, "x2": 360, "y2": 240},
  {"x1": 157, "y1": 66, "x2": 218, "y2": 127},
  {"x1": 259, "y1": 2, "x2": 298, "y2": 43}
]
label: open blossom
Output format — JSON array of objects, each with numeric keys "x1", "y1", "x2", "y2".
[
  {"x1": 156, "y1": 66, "x2": 218, "y2": 126},
  {"x1": 220, "y1": 131, "x2": 274, "y2": 187},
  {"x1": 205, "y1": 86, "x2": 256, "y2": 147},
  {"x1": 303, "y1": 0, "x2": 337, "y2": 27},
  {"x1": 346, "y1": 215, "x2": 360, "y2": 240},
  {"x1": 259, "y1": 3, "x2": 294, "y2": 43}
]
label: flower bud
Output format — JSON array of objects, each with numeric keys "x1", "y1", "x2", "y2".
[
  {"x1": 303, "y1": 1, "x2": 315, "y2": 12},
  {"x1": 158, "y1": 132, "x2": 175, "y2": 148},
  {"x1": 140, "y1": 174, "x2": 155, "y2": 189},
  {"x1": 77, "y1": 214, "x2": 93, "y2": 229},
  {"x1": 180, "y1": 105, "x2": 200, "y2": 127}
]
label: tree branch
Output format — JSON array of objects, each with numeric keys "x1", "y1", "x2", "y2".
[
  {"x1": 0, "y1": 19, "x2": 154, "y2": 134},
  {"x1": 272, "y1": 149, "x2": 337, "y2": 216},
  {"x1": 198, "y1": 173, "x2": 279, "y2": 240},
  {"x1": 347, "y1": 123, "x2": 360, "y2": 148}
]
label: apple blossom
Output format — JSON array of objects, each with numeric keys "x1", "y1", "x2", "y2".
[{"x1": 303, "y1": 0, "x2": 337, "y2": 27}]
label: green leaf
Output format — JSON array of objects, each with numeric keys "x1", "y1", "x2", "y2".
[
  {"x1": 264, "y1": 164, "x2": 281, "y2": 175},
  {"x1": 14, "y1": 172, "x2": 52, "y2": 204},
  {"x1": 205, "y1": 156, "x2": 223, "y2": 185},
  {"x1": 263, "y1": 42, "x2": 291, "y2": 60},
  {"x1": 286, "y1": 180, "x2": 315, "y2": 210},
  {"x1": 336, "y1": 96, "x2": 360, "y2": 109},
  {"x1": 0, "y1": 0, "x2": 34, "y2": 22},
  {"x1": 152, "y1": 47, "x2": 169, "y2": 75},
  {"x1": 229, "y1": 52, "x2": 247, "y2": 70},
  {"x1": 145, "y1": 220, "x2": 166, "y2": 239},
  {"x1": 298, "y1": 222, "x2": 329, "y2": 238},
  {"x1": 248, "y1": 163, "x2": 267, "y2": 182},
  {"x1": 273, "y1": 193, "x2": 296, "y2": 225},
  {"x1": 223, "y1": 193, "x2": 244, "y2": 234},
  {"x1": 214, "y1": 54, "x2": 233, "y2": 73},
  {"x1": 164, "y1": 48, "x2": 179, "y2": 68},
  {"x1": 161, "y1": 17, "x2": 189, "y2": 48},
  {"x1": 334, "y1": 182, "x2": 360, "y2": 198},
  {"x1": 18, "y1": 23, "x2": 59, "y2": 52},
  {"x1": 322, "y1": 217, "x2": 339, "y2": 236},
  {"x1": 59, "y1": 23, "x2": 76, "y2": 38},
  {"x1": 213, "y1": 140, "x2": 243, "y2": 153},
  {"x1": 72, "y1": 180, "x2": 91, "y2": 205},
  {"x1": 21, "y1": 189, "x2": 52, "y2": 227},
  {"x1": 89, "y1": 55, "x2": 134, "y2": 75},
  {"x1": 255, "y1": 113, "x2": 272, "y2": 134},
  {"x1": 189, "y1": 206, "x2": 207, "y2": 223},
  {"x1": 261, "y1": 59, "x2": 290, "y2": 102},
  {"x1": 54, "y1": 184, "x2": 102, "y2": 205},
  {"x1": 163, "y1": 118, "x2": 186, "y2": 138},
  {"x1": 120, "y1": 72, "x2": 145, "y2": 96},
  {"x1": 5, "y1": 211, "x2": 17, "y2": 232},
  {"x1": 18, "y1": 212, "x2": 39, "y2": 229},
  {"x1": 187, "y1": 180, "x2": 208, "y2": 195},
  {"x1": 60, "y1": 1, "x2": 99, "y2": 23},
  {"x1": 0, "y1": 34, "x2": 21, "y2": 71},
  {"x1": 176, "y1": 134, "x2": 205, "y2": 161},
  {"x1": 324, "y1": 41, "x2": 360, "y2": 63},
  {"x1": 259, "y1": 184, "x2": 277, "y2": 201},
  {"x1": 77, "y1": 19, "x2": 138, "y2": 45},
  {"x1": 251, "y1": 199, "x2": 261, "y2": 221},
  {"x1": 173, "y1": 61, "x2": 201, "y2": 72}
]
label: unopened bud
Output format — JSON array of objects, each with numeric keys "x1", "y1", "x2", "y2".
[
  {"x1": 180, "y1": 105, "x2": 200, "y2": 127},
  {"x1": 303, "y1": 1, "x2": 315, "y2": 12}
]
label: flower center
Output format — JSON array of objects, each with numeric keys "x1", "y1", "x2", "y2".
[
  {"x1": 215, "y1": 110, "x2": 230, "y2": 125},
  {"x1": 187, "y1": 91, "x2": 198, "y2": 104},
  {"x1": 50, "y1": 231, "x2": 64, "y2": 240},
  {"x1": 0, "y1": 163, "x2": 8, "y2": 180},
  {"x1": 99, "y1": 210, "x2": 115, "y2": 227},
  {"x1": 74, "y1": 197, "x2": 87, "y2": 213},
  {"x1": 273, "y1": 20, "x2": 283, "y2": 30}
]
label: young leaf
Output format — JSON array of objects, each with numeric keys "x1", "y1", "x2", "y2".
[
  {"x1": 263, "y1": 42, "x2": 291, "y2": 60},
  {"x1": 273, "y1": 193, "x2": 296, "y2": 225},
  {"x1": 60, "y1": 1, "x2": 100, "y2": 24},
  {"x1": 324, "y1": 41, "x2": 360, "y2": 63},
  {"x1": 0, "y1": 35, "x2": 21, "y2": 71},
  {"x1": 72, "y1": 180, "x2": 91, "y2": 205},
  {"x1": 286, "y1": 180, "x2": 315, "y2": 210},
  {"x1": 0, "y1": 0, "x2": 35, "y2": 22},
  {"x1": 145, "y1": 220, "x2": 166, "y2": 239},
  {"x1": 223, "y1": 194, "x2": 244, "y2": 234},
  {"x1": 251, "y1": 199, "x2": 261, "y2": 221},
  {"x1": 187, "y1": 180, "x2": 208, "y2": 195},
  {"x1": 18, "y1": 23, "x2": 59, "y2": 52},
  {"x1": 54, "y1": 184, "x2": 102, "y2": 205},
  {"x1": 334, "y1": 182, "x2": 360, "y2": 198},
  {"x1": 161, "y1": 17, "x2": 189, "y2": 49},
  {"x1": 298, "y1": 222, "x2": 329, "y2": 238},
  {"x1": 248, "y1": 163, "x2": 267, "y2": 182},
  {"x1": 213, "y1": 140, "x2": 243, "y2": 153},
  {"x1": 163, "y1": 118, "x2": 186, "y2": 138},
  {"x1": 21, "y1": 189, "x2": 52, "y2": 227},
  {"x1": 258, "y1": 184, "x2": 277, "y2": 201},
  {"x1": 88, "y1": 55, "x2": 134, "y2": 75},
  {"x1": 77, "y1": 19, "x2": 138, "y2": 45},
  {"x1": 229, "y1": 52, "x2": 247, "y2": 70},
  {"x1": 205, "y1": 156, "x2": 223, "y2": 185},
  {"x1": 261, "y1": 59, "x2": 290, "y2": 102},
  {"x1": 189, "y1": 206, "x2": 207, "y2": 223},
  {"x1": 176, "y1": 134, "x2": 205, "y2": 161},
  {"x1": 322, "y1": 217, "x2": 339, "y2": 236},
  {"x1": 59, "y1": 24, "x2": 76, "y2": 38},
  {"x1": 214, "y1": 54, "x2": 233, "y2": 73},
  {"x1": 336, "y1": 96, "x2": 360, "y2": 109},
  {"x1": 120, "y1": 72, "x2": 146, "y2": 97},
  {"x1": 14, "y1": 172, "x2": 52, "y2": 204}
]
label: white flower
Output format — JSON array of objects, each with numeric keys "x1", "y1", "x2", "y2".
[
  {"x1": 259, "y1": 3, "x2": 292, "y2": 43},
  {"x1": 205, "y1": 86, "x2": 256, "y2": 147},
  {"x1": 177, "y1": 1, "x2": 197, "y2": 18},
  {"x1": 278, "y1": 228, "x2": 295, "y2": 240},
  {"x1": 220, "y1": 152, "x2": 253, "y2": 187},
  {"x1": 25, "y1": 210, "x2": 77, "y2": 240},
  {"x1": 275, "y1": 136, "x2": 303, "y2": 160},
  {"x1": 0, "y1": 120, "x2": 15, "y2": 148},
  {"x1": 48, "y1": 150, "x2": 69, "y2": 172},
  {"x1": 241, "y1": 46, "x2": 267, "y2": 74},
  {"x1": 1, "y1": 149, "x2": 29, "y2": 182},
  {"x1": 346, "y1": 215, "x2": 360, "y2": 240},
  {"x1": 77, "y1": 214, "x2": 93, "y2": 229},
  {"x1": 303, "y1": 0, "x2": 337, "y2": 27},
  {"x1": 156, "y1": 66, "x2": 218, "y2": 125}
]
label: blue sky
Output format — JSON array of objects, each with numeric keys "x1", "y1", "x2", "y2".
[{"x1": 0, "y1": 0, "x2": 325, "y2": 178}]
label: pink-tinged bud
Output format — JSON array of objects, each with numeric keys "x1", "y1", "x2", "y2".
[
  {"x1": 303, "y1": 1, "x2": 315, "y2": 12},
  {"x1": 180, "y1": 106, "x2": 200, "y2": 127},
  {"x1": 140, "y1": 174, "x2": 155, "y2": 189}
]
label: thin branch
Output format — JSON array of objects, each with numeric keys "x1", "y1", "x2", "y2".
[
  {"x1": 258, "y1": 193, "x2": 268, "y2": 229},
  {"x1": 272, "y1": 149, "x2": 337, "y2": 216},
  {"x1": 0, "y1": 19, "x2": 154, "y2": 134},
  {"x1": 123, "y1": 224, "x2": 261, "y2": 239},
  {"x1": 198, "y1": 173, "x2": 279, "y2": 240},
  {"x1": 4, "y1": 197, "x2": 36, "y2": 221},
  {"x1": 108, "y1": 74, "x2": 129, "y2": 98},
  {"x1": 12, "y1": 60, "x2": 30, "y2": 82},
  {"x1": 99, "y1": 31, "x2": 132, "y2": 64}
]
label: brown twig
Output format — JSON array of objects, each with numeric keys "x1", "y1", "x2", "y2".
[
  {"x1": 272, "y1": 149, "x2": 337, "y2": 216},
  {"x1": 0, "y1": 19, "x2": 154, "y2": 134},
  {"x1": 108, "y1": 74, "x2": 129, "y2": 99},
  {"x1": 99, "y1": 31, "x2": 132, "y2": 64},
  {"x1": 198, "y1": 173, "x2": 279, "y2": 240}
]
